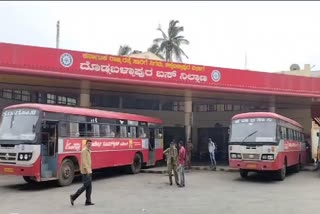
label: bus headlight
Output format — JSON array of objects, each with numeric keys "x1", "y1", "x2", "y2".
[
  {"x1": 267, "y1": 155, "x2": 274, "y2": 160},
  {"x1": 261, "y1": 154, "x2": 274, "y2": 160},
  {"x1": 18, "y1": 153, "x2": 32, "y2": 161},
  {"x1": 230, "y1": 153, "x2": 242, "y2": 159}
]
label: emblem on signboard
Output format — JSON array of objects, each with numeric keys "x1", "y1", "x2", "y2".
[
  {"x1": 211, "y1": 70, "x2": 221, "y2": 82},
  {"x1": 60, "y1": 53, "x2": 73, "y2": 68}
]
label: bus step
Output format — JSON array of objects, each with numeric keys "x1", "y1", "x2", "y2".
[{"x1": 41, "y1": 170, "x2": 53, "y2": 178}]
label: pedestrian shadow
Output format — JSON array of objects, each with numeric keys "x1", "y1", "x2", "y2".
[{"x1": 1, "y1": 167, "x2": 133, "y2": 192}]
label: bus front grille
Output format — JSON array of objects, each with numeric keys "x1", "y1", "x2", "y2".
[
  {"x1": 242, "y1": 153, "x2": 260, "y2": 160},
  {"x1": 0, "y1": 152, "x2": 16, "y2": 161}
]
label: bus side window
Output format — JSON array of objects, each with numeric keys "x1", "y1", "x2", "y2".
[
  {"x1": 92, "y1": 124, "x2": 100, "y2": 137},
  {"x1": 280, "y1": 127, "x2": 287, "y2": 139},
  {"x1": 120, "y1": 126, "x2": 127, "y2": 138},
  {"x1": 115, "y1": 126, "x2": 120, "y2": 138},
  {"x1": 100, "y1": 124, "x2": 107, "y2": 137},
  {"x1": 70, "y1": 122, "x2": 79, "y2": 137},
  {"x1": 128, "y1": 126, "x2": 137, "y2": 138},
  {"x1": 139, "y1": 126, "x2": 147, "y2": 138},
  {"x1": 289, "y1": 129, "x2": 293, "y2": 140},
  {"x1": 155, "y1": 128, "x2": 163, "y2": 139},
  {"x1": 59, "y1": 122, "x2": 69, "y2": 137},
  {"x1": 79, "y1": 123, "x2": 86, "y2": 137}
]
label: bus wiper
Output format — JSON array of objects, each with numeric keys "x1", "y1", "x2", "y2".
[{"x1": 241, "y1": 130, "x2": 258, "y2": 143}]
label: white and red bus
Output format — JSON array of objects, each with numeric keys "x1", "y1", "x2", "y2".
[
  {"x1": 229, "y1": 112, "x2": 306, "y2": 181},
  {"x1": 0, "y1": 103, "x2": 163, "y2": 186}
]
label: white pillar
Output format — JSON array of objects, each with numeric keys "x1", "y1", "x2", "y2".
[
  {"x1": 80, "y1": 80, "x2": 90, "y2": 107},
  {"x1": 184, "y1": 90, "x2": 193, "y2": 142}
]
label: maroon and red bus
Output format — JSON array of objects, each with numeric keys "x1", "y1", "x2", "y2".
[
  {"x1": 0, "y1": 103, "x2": 163, "y2": 186},
  {"x1": 229, "y1": 112, "x2": 307, "y2": 181}
]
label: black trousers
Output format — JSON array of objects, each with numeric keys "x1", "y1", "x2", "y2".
[{"x1": 72, "y1": 174, "x2": 92, "y2": 203}]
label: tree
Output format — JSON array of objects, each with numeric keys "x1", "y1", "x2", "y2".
[
  {"x1": 118, "y1": 45, "x2": 132, "y2": 56},
  {"x1": 147, "y1": 43, "x2": 164, "y2": 60},
  {"x1": 118, "y1": 45, "x2": 143, "y2": 56},
  {"x1": 153, "y1": 20, "x2": 190, "y2": 62}
]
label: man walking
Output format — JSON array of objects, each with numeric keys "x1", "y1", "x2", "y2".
[
  {"x1": 70, "y1": 139, "x2": 95, "y2": 206},
  {"x1": 178, "y1": 141, "x2": 186, "y2": 187},
  {"x1": 186, "y1": 138, "x2": 193, "y2": 170},
  {"x1": 163, "y1": 140, "x2": 179, "y2": 186},
  {"x1": 208, "y1": 138, "x2": 217, "y2": 170}
]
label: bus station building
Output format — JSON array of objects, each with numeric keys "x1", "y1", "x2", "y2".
[{"x1": 0, "y1": 42, "x2": 320, "y2": 163}]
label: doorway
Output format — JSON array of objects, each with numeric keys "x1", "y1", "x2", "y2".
[
  {"x1": 197, "y1": 127, "x2": 230, "y2": 163},
  {"x1": 148, "y1": 128, "x2": 155, "y2": 165},
  {"x1": 41, "y1": 121, "x2": 59, "y2": 179}
]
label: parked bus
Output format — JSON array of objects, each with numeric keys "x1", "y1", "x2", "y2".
[
  {"x1": 229, "y1": 112, "x2": 306, "y2": 181},
  {"x1": 0, "y1": 103, "x2": 163, "y2": 186}
]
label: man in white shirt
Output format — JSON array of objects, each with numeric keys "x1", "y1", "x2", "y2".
[{"x1": 208, "y1": 138, "x2": 217, "y2": 170}]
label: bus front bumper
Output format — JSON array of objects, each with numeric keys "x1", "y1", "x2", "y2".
[
  {"x1": 229, "y1": 159, "x2": 281, "y2": 171},
  {"x1": 0, "y1": 158, "x2": 41, "y2": 180}
]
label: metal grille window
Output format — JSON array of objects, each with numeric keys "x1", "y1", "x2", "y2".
[
  {"x1": 1, "y1": 89, "x2": 31, "y2": 102},
  {"x1": 47, "y1": 94, "x2": 56, "y2": 104},
  {"x1": 67, "y1": 97, "x2": 77, "y2": 106},
  {"x1": 2, "y1": 89, "x2": 12, "y2": 99},
  {"x1": 58, "y1": 96, "x2": 67, "y2": 105}
]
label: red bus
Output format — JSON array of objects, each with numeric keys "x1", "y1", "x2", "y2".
[
  {"x1": 0, "y1": 103, "x2": 163, "y2": 186},
  {"x1": 229, "y1": 112, "x2": 307, "y2": 181}
]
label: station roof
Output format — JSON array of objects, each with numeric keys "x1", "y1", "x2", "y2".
[{"x1": 1, "y1": 42, "x2": 320, "y2": 98}]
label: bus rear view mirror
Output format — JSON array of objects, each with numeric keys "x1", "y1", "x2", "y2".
[{"x1": 317, "y1": 132, "x2": 319, "y2": 137}]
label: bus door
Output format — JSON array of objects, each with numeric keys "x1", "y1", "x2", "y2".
[
  {"x1": 41, "y1": 120, "x2": 58, "y2": 179},
  {"x1": 148, "y1": 128, "x2": 156, "y2": 165}
]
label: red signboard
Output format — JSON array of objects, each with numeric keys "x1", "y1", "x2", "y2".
[
  {"x1": 1, "y1": 42, "x2": 320, "y2": 97},
  {"x1": 63, "y1": 138, "x2": 142, "y2": 152}
]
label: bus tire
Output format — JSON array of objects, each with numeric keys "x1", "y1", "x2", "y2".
[
  {"x1": 23, "y1": 176, "x2": 36, "y2": 184},
  {"x1": 240, "y1": 169, "x2": 248, "y2": 179},
  {"x1": 58, "y1": 159, "x2": 75, "y2": 187},
  {"x1": 293, "y1": 156, "x2": 302, "y2": 173},
  {"x1": 276, "y1": 163, "x2": 286, "y2": 181},
  {"x1": 129, "y1": 153, "x2": 142, "y2": 174}
]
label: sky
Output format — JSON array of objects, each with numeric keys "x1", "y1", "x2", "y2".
[{"x1": 1, "y1": 1, "x2": 320, "y2": 72}]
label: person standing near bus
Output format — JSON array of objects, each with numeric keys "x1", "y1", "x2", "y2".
[
  {"x1": 186, "y1": 138, "x2": 193, "y2": 170},
  {"x1": 178, "y1": 141, "x2": 186, "y2": 187},
  {"x1": 70, "y1": 139, "x2": 95, "y2": 206},
  {"x1": 208, "y1": 138, "x2": 217, "y2": 170},
  {"x1": 163, "y1": 140, "x2": 179, "y2": 186}
]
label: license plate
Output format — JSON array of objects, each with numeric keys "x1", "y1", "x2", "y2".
[
  {"x1": 246, "y1": 164, "x2": 257, "y2": 169},
  {"x1": 3, "y1": 167, "x2": 14, "y2": 173}
]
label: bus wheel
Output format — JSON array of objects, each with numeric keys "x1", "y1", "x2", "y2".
[
  {"x1": 240, "y1": 169, "x2": 248, "y2": 179},
  {"x1": 58, "y1": 159, "x2": 75, "y2": 186},
  {"x1": 23, "y1": 176, "x2": 36, "y2": 184},
  {"x1": 276, "y1": 163, "x2": 286, "y2": 181},
  {"x1": 129, "y1": 153, "x2": 142, "y2": 174},
  {"x1": 293, "y1": 157, "x2": 302, "y2": 173}
]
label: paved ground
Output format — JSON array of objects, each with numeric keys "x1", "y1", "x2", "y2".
[{"x1": 1, "y1": 169, "x2": 320, "y2": 214}]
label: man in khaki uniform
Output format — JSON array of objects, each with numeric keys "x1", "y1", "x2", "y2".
[
  {"x1": 70, "y1": 139, "x2": 95, "y2": 206},
  {"x1": 163, "y1": 140, "x2": 179, "y2": 186}
]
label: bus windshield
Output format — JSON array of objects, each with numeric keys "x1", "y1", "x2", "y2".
[
  {"x1": 230, "y1": 117, "x2": 277, "y2": 143},
  {"x1": 0, "y1": 109, "x2": 40, "y2": 141}
]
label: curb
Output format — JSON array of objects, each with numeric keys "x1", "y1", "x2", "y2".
[
  {"x1": 141, "y1": 166, "x2": 239, "y2": 174},
  {"x1": 141, "y1": 166, "x2": 317, "y2": 174}
]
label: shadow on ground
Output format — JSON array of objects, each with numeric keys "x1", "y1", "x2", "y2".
[{"x1": 1, "y1": 167, "x2": 130, "y2": 192}]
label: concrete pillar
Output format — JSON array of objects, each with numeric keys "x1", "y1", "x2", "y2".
[
  {"x1": 268, "y1": 96, "x2": 276, "y2": 113},
  {"x1": 184, "y1": 90, "x2": 193, "y2": 143},
  {"x1": 119, "y1": 96, "x2": 123, "y2": 109},
  {"x1": 80, "y1": 80, "x2": 90, "y2": 107}
]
